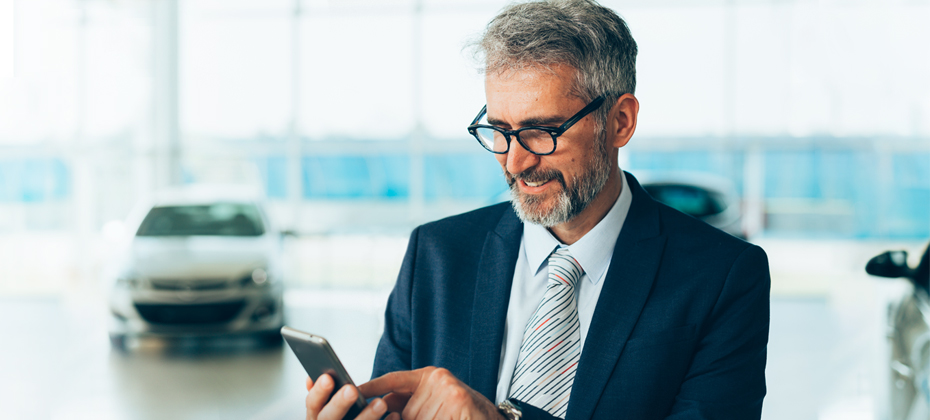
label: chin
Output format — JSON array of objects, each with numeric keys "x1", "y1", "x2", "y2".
[{"x1": 511, "y1": 191, "x2": 572, "y2": 227}]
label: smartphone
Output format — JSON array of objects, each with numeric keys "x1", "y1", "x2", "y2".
[{"x1": 281, "y1": 326, "x2": 367, "y2": 419}]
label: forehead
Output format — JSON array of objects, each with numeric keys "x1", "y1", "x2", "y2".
[{"x1": 483, "y1": 65, "x2": 583, "y2": 124}]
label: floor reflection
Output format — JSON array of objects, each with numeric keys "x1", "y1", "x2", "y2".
[{"x1": 107, "y1": 341, "x2": 289, "y2": 420}]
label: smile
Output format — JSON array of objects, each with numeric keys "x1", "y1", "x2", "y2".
[{"x1": 508, "y1": 168, "x2": 566, "y2": 194}]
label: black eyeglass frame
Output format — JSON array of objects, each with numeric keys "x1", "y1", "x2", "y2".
[{"x1": 467, "y1": 96, "x2": 606, "y2": 156}]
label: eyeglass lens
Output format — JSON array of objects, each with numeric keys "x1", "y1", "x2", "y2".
[{"x1": 475, "y1": 127, "x2": 554, "y2": 154}]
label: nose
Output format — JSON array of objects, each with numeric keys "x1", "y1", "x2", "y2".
[{"x1": 504, "y1": 137, "x2": 540, "y2": 176}]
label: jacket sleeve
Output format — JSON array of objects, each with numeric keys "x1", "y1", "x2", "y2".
[
  {"x1": 513, "y1": 399, "x2": 561, "y2": 420},
  {"x1": 371, "y1": 227, "x2": 419, "y2": 379},
  {"x1": 664, "y1": 245, "x2": 771, "y2": 419}
]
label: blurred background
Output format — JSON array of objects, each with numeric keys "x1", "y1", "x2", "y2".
[{"x1": 0, "y1": 0, "x2": 928, "y2": 419}]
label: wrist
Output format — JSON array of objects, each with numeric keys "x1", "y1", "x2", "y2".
[{"x1": 496, "y1": 398, "x2": 523, "y2": 420}]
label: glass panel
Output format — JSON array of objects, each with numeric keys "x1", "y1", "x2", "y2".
[
  {"x1": 424, "y1": 154, "x2": 505, "y2": 200},
  {"x1": 0, "y1": 1, "x2": 150, "y2": 144},
  {"x1": 181, "y1": 1, "x2": 291, "y2": 139},
  {"x1": 420, "y1": 10, "x2": 497, "y2": 139},
  {"x1": 299, "y1": 14, "x2": 414, "y2": 139},
  {"x1": 302, "y1": 155, "x2": 410, "y2": 198}
]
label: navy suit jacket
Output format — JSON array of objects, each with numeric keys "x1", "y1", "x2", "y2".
[{"x1": 372, "y1": 173, "x2": 770, "y2": 420}]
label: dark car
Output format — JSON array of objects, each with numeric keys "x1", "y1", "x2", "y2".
[{"x1": 640, "y1": 173, "x2": 746, "y2": 239}]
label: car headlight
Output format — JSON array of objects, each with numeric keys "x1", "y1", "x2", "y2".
[{"x1": 241, "y1": 268, "x2": 269, "y2": 287}]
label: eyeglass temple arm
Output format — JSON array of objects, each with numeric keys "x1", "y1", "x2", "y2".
[
  {"x1": 558, "y1": 96, "x2": 606, "y2": 131},
  {"x1": 469, "y1": 105, "x2": 488, "y2": 126}
]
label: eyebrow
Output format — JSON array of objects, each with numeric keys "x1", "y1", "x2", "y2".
[{"x1": 486, "y1": 114, "x2": 568, "y2": 129}]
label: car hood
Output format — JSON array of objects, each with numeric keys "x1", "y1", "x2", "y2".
[{"x1": 127, "y1": 236, "x2": 273, "y2": 280}]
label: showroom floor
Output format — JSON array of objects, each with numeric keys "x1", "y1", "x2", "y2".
[{"x1": 0, "y1": 238, "x2": 922, "y2": 420}]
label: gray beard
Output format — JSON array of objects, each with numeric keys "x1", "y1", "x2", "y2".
[{"x1": 507, "y1": 136, "x2": 612, "y2": 227}]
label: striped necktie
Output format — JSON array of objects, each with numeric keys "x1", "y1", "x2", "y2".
[{"x1": 509, "y1": 246, "x2": 584, "y2": 418}]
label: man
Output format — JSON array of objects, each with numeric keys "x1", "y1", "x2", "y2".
[{"x1": 305, "y1": 1, "x2": 770, "y2": 419}]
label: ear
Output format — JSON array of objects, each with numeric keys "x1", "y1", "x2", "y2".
[{"x1": 608, "y1": 93, "x2": 639, "y2": 149}]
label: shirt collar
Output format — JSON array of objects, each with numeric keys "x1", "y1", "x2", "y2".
[{"x1": 523, "y1": 170, "x2": 634, "y2": 284}]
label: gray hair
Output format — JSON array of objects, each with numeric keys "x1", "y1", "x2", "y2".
[{"x1": 472, "y1": 0, "x2": 637, "y2": 128}]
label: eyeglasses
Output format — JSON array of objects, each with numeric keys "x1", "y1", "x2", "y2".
[{"x1": 467, "y1": 96, "x2": 605, "y2": 156}]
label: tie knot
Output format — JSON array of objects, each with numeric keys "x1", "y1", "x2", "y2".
[{"x1": 548, "y1": 247, "x2": 584, "y2": 289}]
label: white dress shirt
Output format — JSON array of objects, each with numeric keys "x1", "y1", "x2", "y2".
[{"x1": 495, "y1": 170, "x2": 634, "y2": 403}]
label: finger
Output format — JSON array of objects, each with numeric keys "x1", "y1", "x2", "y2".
[
  {"x1": 354, "y1": 398, "x2": 389, "y2": 420},
  {"x1": 401, "y1": 391, "x2": 424, "y2": 420},
  {"x1": 385, "y1": 413, "x2": 401, "y2": 420},
  {"x1": 359, "y1": 368, "x2": 427, "y2": 397},
  {"x1": 400, "y1": 376, "x2": 437, "y2": 420},
  {"x1": 317, "y1": 385, "x2": 360, "y2": 420},
  {"x1": 306, "y1": 374, "x2": 334, "y2": 416},
  {"x1": 381, "y1": 392, "x2": 412, "y2": 413},
  {"x1": 404, "y1": 388, "x2": 442, "y2": 420},
  {"x1": 419, "y1": 398, "x2": 444, "y2": 420},
  {"x1": 306, "y1": 376, "x2": 313, "y2": 391},
  {"x1": 402, "y1": 367, "x2": 457, "y2": 420}
]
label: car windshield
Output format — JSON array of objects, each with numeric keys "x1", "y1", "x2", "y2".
[{"x1": 136, "y1": 203, "x2": 265, "y2": 237}]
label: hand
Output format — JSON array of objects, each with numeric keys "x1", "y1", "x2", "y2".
[
  {"x1": 359, "y1": 367, "x2": 505, "y2": 420},
  {"x1": 305, "y1": 374, "x2": 388, "y2": 420}
]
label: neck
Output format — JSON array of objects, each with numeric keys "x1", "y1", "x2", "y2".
[{"x1": 548, "y1": 169, "x2": 623, "y2": 245}]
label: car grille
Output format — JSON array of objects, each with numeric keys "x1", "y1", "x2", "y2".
[
  {"x1": 150, "y1": 279, "x2": 231, "y2": 291},
  {"x1": 134, "y1": 301, "x2": 246, "y2": 324}
]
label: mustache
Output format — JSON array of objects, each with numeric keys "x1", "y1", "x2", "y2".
[{"x1": 506, "y1": 167, "x2": 566, "y2": 189}]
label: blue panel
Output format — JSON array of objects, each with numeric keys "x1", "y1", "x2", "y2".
[
  {"x1": 894, "y1": 153, "x2": 930, "y2": 188},
  {"x1": 0, "y1": 162, "x2": 13, "y2": 201},
  {"x1": 375, "y1": 155, "x2": 410, "y2": 198},
  {"x1": 630, "y1": 148, "x2": 928, "y2": 238},
  {"x1": 887, "y1": 153, "x2": 930, "y2": 237},
  {"x1": 0, "y1": 159, "x2": 70, "y2": 203},
  {"x1": 628, "y1": 151, "x2": 745, "y2": 194},
  {"x1": 816, "y1": 151, "x2": 856, "y2": 200},
  {"x1": 181, "y1": 167, "x2": 196, "y2": 184},
  {"x1": 765, "y1": 151, "x2": 818, "y2": 199},
  {"x1": 887, "y1": 188, "x2": 930, "y2": 235},
  {"x1": 302, "y1": 155, "x2": 409, "y2": 199},
  {"x1": 51, "y1": 159, "x2": 69, "y2": 199},
  {"x1": 850, "y1": 152, "x2": 880, "y2": 237},
  {"x1": 20, "y1": 160, "x2": 46, "y2": 202},
  {"x1": 304, "y1": 156, "x2": 368, "y2": 198},
  {"x1": 262, "y1": 156, "x2": 288, "y2": 198},
  {"x1": 424, "y1": 154, "x2": 507, "y2": 200}
]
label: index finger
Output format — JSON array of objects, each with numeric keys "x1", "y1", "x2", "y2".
[{"x1": 358, "y1": 368, "x2": 428, "y2": 397}]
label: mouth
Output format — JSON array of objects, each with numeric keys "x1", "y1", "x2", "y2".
[
  {"x1": 522, "y1": 179, "x2": 551, "y2": 188},
  {"x1": 509, "y1": 169, "x2": 564, "y2": 194}
]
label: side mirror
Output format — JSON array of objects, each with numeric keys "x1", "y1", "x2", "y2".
[{"x1": 865, "y1": 250, "x2": 912, "y2": 278}]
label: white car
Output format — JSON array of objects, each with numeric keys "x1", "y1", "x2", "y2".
[
  {"x1": 108, "y1": 188, "x2": 285, "y2": 349},
  {"x1": 867, "y1": 243, "x2": 930, "y2": 420}
]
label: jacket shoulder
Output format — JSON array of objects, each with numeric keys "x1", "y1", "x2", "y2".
[{"x1": 653, "y1": 199, "x2": 757, "y2": 258}]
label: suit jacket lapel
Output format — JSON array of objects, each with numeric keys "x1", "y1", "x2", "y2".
[
  {"x1": 469, "y1": 206, "x2": 523, "y2": 400},
  {"x1": 567, "y1": 173, "x2": 667, "y2": 420}
]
